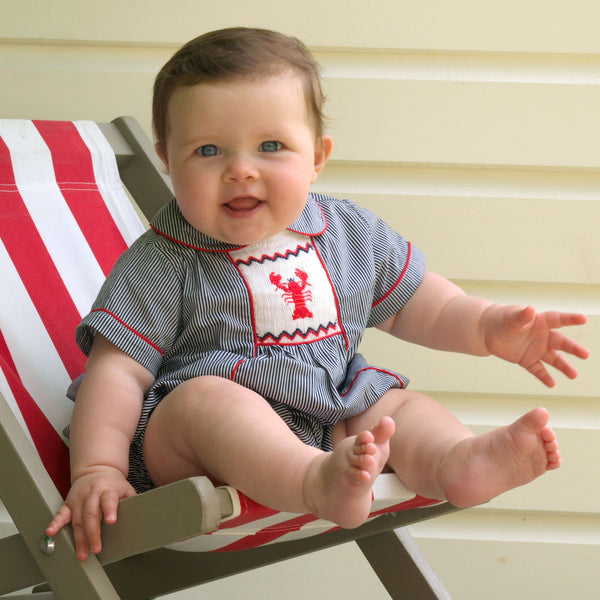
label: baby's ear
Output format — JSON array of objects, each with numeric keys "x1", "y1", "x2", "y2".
[
  {"x1": 155, "y1": 142, "x2": 169, "y2": 172},
  {"x1": 312, "y1": 135, "x2": 333, "y2": 181}
]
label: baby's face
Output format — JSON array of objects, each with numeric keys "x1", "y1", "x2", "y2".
[{"x1": 157, "y1": 72, "x2": 332, "y2": 246}]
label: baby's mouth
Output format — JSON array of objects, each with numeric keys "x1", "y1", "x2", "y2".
[{"x1": 224, "y1": 196, "x2": 263, "y2": 215}]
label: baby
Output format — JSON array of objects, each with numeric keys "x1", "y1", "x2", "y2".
[{"x1": 47, "y1": 27, "x2": 589, "y2": 560}]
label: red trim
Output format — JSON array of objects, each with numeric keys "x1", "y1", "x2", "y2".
[
  {"x1": 0, "y1": 331, "x2": 71, "y2": 498},
  {"x1": 150, "y1": 224, "x2": 246, "y2": 253},
  {"x1": 340, "y1": 366, "x2": 405, "y2": 397},
  {"x1": 228, "y1": 253, "x2": 259, "y2": 355},
  {"x1": 215, "y1": 512, "x2": 320, "y2": 552},
  {"x1": 311, "y1": 238, "x2": 349, "y2": 350},
  {"x1": 90, "y1": 309, "x2": 164, "y2": 355},
  {"x1": 233, "y1": 242, "x2": 312, "y2": 267},
  {"x1": 259, "y1": 326, "x2": 343, "y2": 346},
  {"x1": 0, "y1": 136, "x2": 86, "y2": 379},
  {"x1": 368, "y1": 495, "x2": 443, "y2": 517},
  {"x1": 287, "y1": 200, "x2": 328, "y2": 236},
  {"x1": 33, "y1": 120, "x2": 128, "y2": 276},
  {"x1": 372, "y1": 242, "x2": 412, "y2": 309},
  {"x1": 230, "y1": 358, "x2": 245, "y2": 381},
  {"x1": 215, "y1": 493, "x2": 280, "y2": 531}
]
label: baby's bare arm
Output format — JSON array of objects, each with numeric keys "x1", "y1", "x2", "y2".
[
  {"x1": 379, "y1": 272, "x2": 589, "y2": 385},
  {"x1": 46, "y1": 334, "x2": 154, "y2": 560},
  {"x1": 378, "y1": 272, "x2": 493, "y2": 354}
]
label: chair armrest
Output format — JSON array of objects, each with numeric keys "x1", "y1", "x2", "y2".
[
  {"x1": 0, "y1": 388, "x2": 231, "y2": 594},
  {"x1": 97, "y1": 476, "x2": 233, "y2": 565}
]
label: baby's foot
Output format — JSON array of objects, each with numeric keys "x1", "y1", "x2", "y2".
[
  {"x1": 303, "y1": 417, "x2": 395, "y2": 529},
  {"x1": 439, "y1": 407, "x2": 560, "y2": 508}
]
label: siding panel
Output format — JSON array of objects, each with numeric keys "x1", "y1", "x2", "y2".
[
  {"x1": 324, "y1": 79, "x2": 600, "y2": 168},
  {"x1": 311, "y1": 191, "x2": 600, "y2": 284},
  {"x1": 3, "y1": 0, "x2": 600, "y2": 53}
]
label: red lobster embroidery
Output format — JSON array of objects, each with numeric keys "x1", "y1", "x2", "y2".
[{"x1": 269, "y1": 268, "x2": 313, "y2": 319}]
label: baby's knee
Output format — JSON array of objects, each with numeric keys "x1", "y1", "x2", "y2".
[
  {"x1": 152, "y1": 376, "x2": 243, "y2": 433},
  {"x1": 378, "y1": 388, "x2": 428, "y2": 414}
]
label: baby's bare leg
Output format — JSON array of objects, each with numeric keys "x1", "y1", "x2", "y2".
[
  {"x1": 345, "y1": 390, "x2": 560, "y2": 507},
  {"x1": 143, "y1": 376, "x2": 393, "y2": 528}
]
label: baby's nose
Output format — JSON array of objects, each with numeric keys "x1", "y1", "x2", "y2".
[{"x1": 223, "y1": 153, "x2": 259, "y2": 181}]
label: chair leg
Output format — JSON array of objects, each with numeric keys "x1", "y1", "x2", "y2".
[{"x1": 356, "y1": 528, "x2": 452, "y2": 600}]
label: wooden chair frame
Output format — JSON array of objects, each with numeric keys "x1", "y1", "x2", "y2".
[{"x1": 0, "y1": 116, "x2": 457, "y2": 600}]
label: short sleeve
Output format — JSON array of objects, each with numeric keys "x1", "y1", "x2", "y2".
[
  {"x1": 76, "y1": 232, "x2": 184, "y2": 375},
  {"x1": 347, "y1": 204, "x2": 425, "y2": 328}
]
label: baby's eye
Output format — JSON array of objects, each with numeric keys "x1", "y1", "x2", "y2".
[
  {"x1": 259, "y1": 141, "x2": 283, "y2": 153},
  {"x1": 197, "y1": 144, "x2": 220, "y2": 157}
]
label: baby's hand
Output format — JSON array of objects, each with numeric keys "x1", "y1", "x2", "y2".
[
  {"x1": 483, "y1": 305, "x2": 589, "y2": 387},
  {"x1": 46, "y1": 466, "x2": 136, "y2": 561}
]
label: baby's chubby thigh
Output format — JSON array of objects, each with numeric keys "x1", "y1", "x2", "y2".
[
  {"x1": 335, "y1": 388, "x2": 414, "y2": 442},
  {"x1": 143, "y1": 375, "x2": 272, "y2": 487},
  {"x1": 334, "y1": 388, "x2": 461, "y2": 468}
]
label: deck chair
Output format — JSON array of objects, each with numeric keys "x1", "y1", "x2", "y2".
[{"x1": 0, "y1": 117, "x2": 459, "y2": 600}]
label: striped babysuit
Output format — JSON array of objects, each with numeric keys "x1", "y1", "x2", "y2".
[{"x1": 76, "y1": 193, "x2": 425, "y2": 492}]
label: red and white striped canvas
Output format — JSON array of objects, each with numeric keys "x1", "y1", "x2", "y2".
[
  {"x1": 0, "y1": 119, "x2": 144, "y2": 499},
  {"x1": 0, "y1": 119, "x2": 442, "y2": 552}
]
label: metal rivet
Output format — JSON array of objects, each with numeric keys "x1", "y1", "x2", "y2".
[{"x1": 40, "y1": 534, "x2": 55, "y2": 556}]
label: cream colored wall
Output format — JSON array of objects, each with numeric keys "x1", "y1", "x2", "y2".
[{"x1": 2, "y1": 1, "x2": 599, "y2": 598}]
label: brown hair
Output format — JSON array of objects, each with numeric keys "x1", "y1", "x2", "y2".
[{"x1": 153, "y1": 27, "x2": 326, "y2": 153}]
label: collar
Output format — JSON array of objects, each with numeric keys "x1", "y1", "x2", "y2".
[{"x1": 150, "y1": 193, "x2": 328, "y2": 252}]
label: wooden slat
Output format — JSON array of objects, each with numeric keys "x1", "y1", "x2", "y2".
[
  {"x1": 324, "y1": 78, "x2": 600, "y2": 168},
  {"x1": 0, "y1": 66, "x2": 156, "y2": 135},
  {"x1": 412, "y1": 508, "x2": 600, "y2": 545},
  {"x1": 316, "y1": 162, "x2": 600, "y2": 204},
  {"x1": 3, "y1": 0, "x2": 600, "y2": 53},
  {"x1": 311, "y1": 193, "x2": 600, "y2": 284}
]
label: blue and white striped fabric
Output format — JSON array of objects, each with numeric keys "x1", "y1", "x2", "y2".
[{"x1": 76, "y1": 192, "x2": 426, "y2": 493}]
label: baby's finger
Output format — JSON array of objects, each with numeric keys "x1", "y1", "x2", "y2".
[
  {"x1": 71, "y1": 517, "x2": 91, "y2": 561},
  {"x1": 78, "y1": 495, "x2": 104, "y2": 557},
  {"x1": 544, "y1": 350, "x2": 578, "y2": 380},
  {"x1": 99, "y1": 488, "x2": 121, "y2": 526},
  {"x1": 543, "y1": 311, "x2": 587, "y2": 329},
  {"x1": 526, "y1": 360, "x2": 555, "y2": 388},
  {"x1": 549, "y1": 331, "x2": 590, "y2": 360},
  {"x1": 45, "y1": 504, "x2": 73, "y2": 536},
  {"x1": 510, "y1": 305, "x2": 536, "y2": 328},
  {"x1": 560, "y1": 312, "x2": 587, "y2": 326}
]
